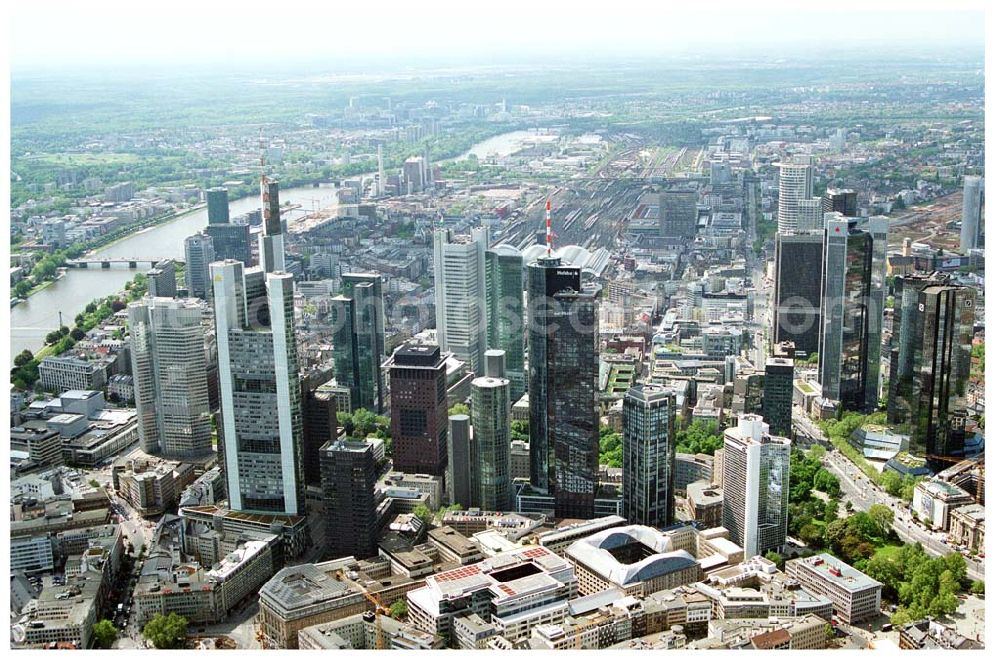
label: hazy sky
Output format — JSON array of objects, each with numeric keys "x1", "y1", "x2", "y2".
[{"x1": 9, "y1": 0, "x2": 987, "y2": 71}]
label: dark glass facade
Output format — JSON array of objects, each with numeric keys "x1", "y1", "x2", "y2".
[
  {"x1": 772, "y1": 232, "x2": 824, "y2": 356},
  {"x1": 888, "y1": 276, "x2": 975, "y2": 467},
  {"x1": 320, "y1": 439, "x2": 377, "y2": 558},
  {"x1": 206, "y1": 187, "x2": 230, "y2": 225},
  {"x1": 386, "y1": 343, "x2": 449, "y2": 476}
]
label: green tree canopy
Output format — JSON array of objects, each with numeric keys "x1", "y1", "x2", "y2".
[
  {"x1": 142, "y1": 612, "x2": 188, "y2": 649},
  {"x1": 92, "y1": 619, "x2": 118, "y2": 648}
]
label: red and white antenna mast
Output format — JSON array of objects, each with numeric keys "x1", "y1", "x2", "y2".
[{"x1": 545, "y1": 199, "x2": 553, "y2": 256}]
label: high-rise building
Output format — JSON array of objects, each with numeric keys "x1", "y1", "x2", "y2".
[
  {"x1": 722, "y1": 415, "x2": 791, "y2": 558},
  {"x1": 447, "y1": 414, "x2": 473, "y2": 508},
  {"x1": 484, "y1": 245, "x2": 525, "y2": 396},
  {"x1": 206, "y1": 187, "x2": 230, "y2": 225},
  {"x1": 259, "y1": 179, "x2": 285, "y2": 273},
  {"x1": 822, "y1": 188, "x2": 858, "y2": 218},
  {"x1": 772, "y1": 231, "x2": 824, "y2": 356},
  {"x1": 331, "y1": 295, "x2": 361, "y2": 409},
  {"x1": 470, "y1": 355, "x2": 512, "y2": 511},
  {"x1": 384, "y1": 342, "x2": 450, "y2": 476},
  {"x1": 206, "y1": 222, "x2": 253, "y2": 266},
  {"x1": 762, "y1": 357, "x2": 794, "y2": 437},
  {"x1": 376, "y1": 144, "x2": 385, "y2": 198},
  {"x1": 146, "y1": 260, "x2": 177, "y2": 298},
  {"x1": 622, "y1": 384, "x2": 676, "y2": 528},
  {"x1": 526, "y1": 254, "x2": 601, "y2": 518},
  {"x1": 960, "y1": 175, "x2": 984, "y2": 252},
  {"x1": 184, "y1": 233, "x2": 215, "y2": 300},
  {"x1": 775, "y1": 155, "x2": 821, "y2": 234},
  {"x1": 212, "y1": 260, "x2": 304, "y2": 515},
  {"x1": 659, "y1": 189, "x2": 698, "y2": 238},
  {"x1": 402, "y1": 157, "x2": 425, "y2": 194},
  {"x1": 818, "y1": 214, "x2": 887, "y2": 411},
  {"x1": 433, "y1": 228, "x2": 488, "y2": 377},
  {"x1": 340, "y1": 273, "x2": 386, "y2": 413},
  {"x1": 887, "y1": 274, "x2": 975, "y2": 466},
  {"x1": 129, "y1": 298, "x2": 213, "y2": 459},
  {"x1": 319, "y1": 439, "x2": 378, "y2": 559}
]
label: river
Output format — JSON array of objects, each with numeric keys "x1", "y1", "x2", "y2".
[{"x1": 9, "y1": 130, "x2": 535, "y2": 361}]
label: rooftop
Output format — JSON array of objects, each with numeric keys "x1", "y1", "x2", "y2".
[{"x1": 790, "y1": 554, "x2": 882, "y2": 593}]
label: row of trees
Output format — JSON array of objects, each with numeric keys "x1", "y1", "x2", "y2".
[
  {"x1": 11, "y1": 274, "x2": 146, "y2": 391},
  {"x1": 336, "y1": 408, "x2": 392, "y2": 453}
]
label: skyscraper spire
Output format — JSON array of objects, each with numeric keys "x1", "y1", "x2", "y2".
[
  {"x1": 258, "y1": 128, "x2": 285, "y2": 273},
  {"x1": 545, "y1": 199, "x2": 553, "y2": 255}
]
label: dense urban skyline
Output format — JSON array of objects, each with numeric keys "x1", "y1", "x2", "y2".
[{"x1": 5, "y1": 1, "x2": 989, "y2": 654}]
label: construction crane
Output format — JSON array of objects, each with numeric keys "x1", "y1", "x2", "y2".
[
  {"x1": 336, "y1": 570, "x2": 389, "y2": 649},
  {"x1": 924, "y1": 454, "x2": 984, "y2": 503}
]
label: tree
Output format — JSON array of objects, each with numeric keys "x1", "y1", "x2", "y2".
[
  {"x1": 510, "y1": 419, "x2": 529, "y2": 442},
  {"x1": 970, "y1": 580, "x2": 985, "y2": 595},
  {"x1": 142, "y1": 612, "x2": 188, "y2": 649},
  {"x1": 92, "y1": 619, "x2": 118, "y2": 648},
  {"x1": 675, "y1": 421, "x2": 723, "y2": 455},
  {"x1": 389, "y1": 599, "x2": 407, "y2": 620},
  {"x1": 70, "y1": 327, "x2": 86, "y2": 341},
  {"x1": 868, "y1": 504, "x2": 894, "y2": 537},
  {"x1": 413, "y1": 503, "x2": 432, "y2": 522},
  {"x1": 449, "y1": 403, "x2": 470, "y2": 417},
  {"x1": 14, "y1": 349, "x2": 34, "y2": 367},
  {"x1": 599, "y1": 432, "x2": 623, "y2": 468},
  {"x1": 45, "y1": 330, "x2": 63, "y2": 345},
  {"x1": 764, "y1": 551, "x2": 786, "y2": 569}
]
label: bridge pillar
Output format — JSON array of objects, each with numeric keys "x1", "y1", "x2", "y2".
[
  {"x1": 101, "y1": 261, "x2": 111, "y2": 269},
  {"x1": 129, "y1": 261, "x2": 137, "y2": 268}
]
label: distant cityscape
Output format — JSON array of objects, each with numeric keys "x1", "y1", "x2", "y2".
[{"x1": 7, "y1": 14, "x2": 987, "y2": 653}]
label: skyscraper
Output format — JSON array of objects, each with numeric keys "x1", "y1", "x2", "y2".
[
  {"x1": 447, "y1": 414, "x2": 473, "y2": 508},
  {"x1": 960, "y1": 175, "x2": 984, "y2": 252},
  {"x1": 206, "y1": 221, "x2": 252, "y2": 266},
  {"x1": 259, "y1": 179, "x2": 285, "y2": 273},
  {"x1": 212, "y1": 260, "x2": 305, "y2": 515},
  {"x1": 484, "y1": 245, "x2": 525, "y2": 397},
  {"x1": 129, "y1": 298, "x2": 213, "y2": 459},
  {"x1": 320, "y1": 439, "x2": 378, "y2": 559},
  {"x1": 822, "y1": 188, "x2": 858, "y2": 218},
  {"x1": 206, "y1": 187, "x2": 230, "y2": 225},
  {"x1": 184, "y1": 233, "x2": 215, "y2": 300},
  {"x1": 818, "y1": 214, "x2": 887, "y2": 411},
  {"x1": 470, "y1": 354, "x2": 512, "y2": 511},
  {"x1": 772, "y1": 231, "x2": 824, "y2": 356},
  {"x1": 341, "y1": 273, "x2": 386, "y2": 413},
  {"x1": 887, "y1": 274, "x2": 975, "y2": 467},
  {"x1": 659, "y1": 189, "x2": 698, "y2": 238},
  {"x1": 622, "y1": 384, "x2": 676, "y2": 528},
  {"x1": 775, "y1": 155, "x2": 821, "y2": 234},
  {"x1": 526, "y1": 253, "x2": 601, "y2": 518},
  {"x1": 331, "y1": 295, "x2": 361, "y2": 409},
  {"x1": 146, "y1": 259, "x2": 177, "y2": 298},
  {"x1": 433, "y1": 228, "x2": 488, "y2": 377},
  {"x1": 762, "y1": 356, "x2": 794, "y2": 437},
  {"x1": 722, "y1": 415, "x2": 791, "y2": 558},
  {"x1": 384, "y1": 342, "x2": 450, "y2": 476}
]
